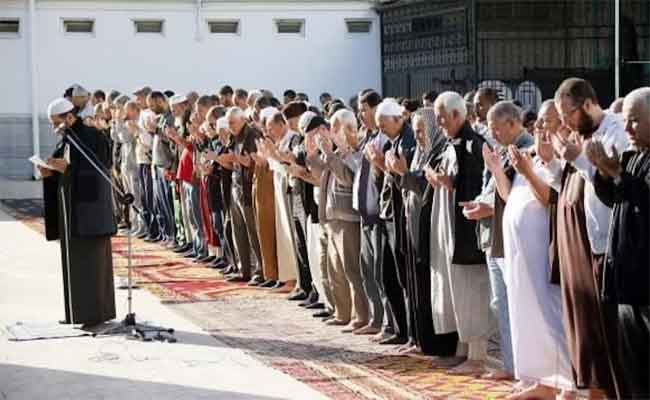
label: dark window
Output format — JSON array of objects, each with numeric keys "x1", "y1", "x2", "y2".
[
  {"x1": 208, "y1": 20, "x2": 239, "y2": 34},
  {"x1": 63, "y1": 19, "x2": 94, "y2": 33},
  {"x1": 0, "y1": 19, "x2": 19, "y2": 34},
  {"x1": 346, "y1": 20, "x2": 372, "y2": 33},
  {"x1": 134, "y1": 20, "x2": 164, "y2": 34},
  {"x1": 275, "y1": 19, "x2": 304, "y2": 34}
]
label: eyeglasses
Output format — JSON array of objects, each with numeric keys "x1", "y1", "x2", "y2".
[{"x1": 560, "y1": 102, "x2": 583, "y2": 122}]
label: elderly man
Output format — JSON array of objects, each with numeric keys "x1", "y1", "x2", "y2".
[
  {"x1": 545, "y1": 78, "x2": 627, "y2": 399},
  {"x1": 39, "y1": 98, "x2": 116, "y2": 327},
  {"x1": 221, "y1": 107, "x2": 263, "y2": 285},
  {"x1": 460, "y1": 101, "x2": 534, "y2": 379},
  {"x1": 370, "y1": 99, "x2": 416, "y2": 345},
  {"x1": 305, "y1": 114, "x2": 369, "y2": 330},
  {"x1": 386, "y1": 106, "x2": 455, "y2": 357},
  {"x1": 426, "y1": 91, "x2": 489, "y2": 373},
  {"x1": 588, "y1": 87, "x2": 650, "y2": 399}
]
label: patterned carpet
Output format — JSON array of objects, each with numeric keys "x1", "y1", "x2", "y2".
[{"x1": 1, "y1": 198, "x2": 513, "y2": 400}]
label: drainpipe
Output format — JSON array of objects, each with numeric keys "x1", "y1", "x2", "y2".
[
  {"x1": 195, "y1": 0, "x2": 202, "y2": 41},
  {"x1": 29, "y1": 0, "x2": 40, "y2": 179}
]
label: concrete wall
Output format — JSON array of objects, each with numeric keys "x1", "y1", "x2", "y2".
[{"x1": 0, "y1": 0, "x2": 381, "y2": 178}]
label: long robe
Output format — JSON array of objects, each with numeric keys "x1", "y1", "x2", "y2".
[
  {"x1": 404, "y1": 152, "x2": 458, "y2": 356},
  {"x1": 253, "y1": 163, "x2": 278, "y2": 281},
  {"x1": 556, "y1": 165, "x2": 617, "y2": 393},
  {"x1": 594, "y1": 150, "x2": 650, "y2": 399},
  {"x1": 271, "y1": 160, "x2": 298, "y2": 283},
  {"x1": 503, "y1": 163, "x2": 574, "y2": 390},
  {"x1": 43, "y1": 120, "x2": 117, "y2": 325},
  {"x1": 429, "y1": 126, "x2": 491, "y2": 343}
]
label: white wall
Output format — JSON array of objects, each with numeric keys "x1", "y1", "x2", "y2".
[{"x1": 1, "y1": 0, "x2": 381, "y2": 116}]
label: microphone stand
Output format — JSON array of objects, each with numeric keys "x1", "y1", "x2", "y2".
[{"x1": 62, "y1": 126, "x2": 175, "y2": 342}]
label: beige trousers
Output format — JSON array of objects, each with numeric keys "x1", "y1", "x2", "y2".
[{"x1": 326, "y1": 220, "x2": 368, "y2": 325}]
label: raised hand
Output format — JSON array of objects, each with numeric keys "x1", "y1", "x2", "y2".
[
  {"x1": 536, "y1": 131, "x2": 554, "y2": 163},
  {"x1": 585, "y1": 139, "x2": 622, "y2": 178},
  {"x1": 482, "y1": 143, "x2": 501, "y2": 174},
  {"x1": 557, "y1": 131, "x2": 583, "y2": 162},
  {"x1": 385, "y1": 150, "x2": 407, "y2": 176},
  {"x1": 316, "y1": 135, "x2": 334, "y2": 155},
  {"x1": 509, "y1": 145, "x2": 534, "y2": 178}
]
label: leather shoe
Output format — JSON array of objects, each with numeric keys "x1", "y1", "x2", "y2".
[
  {"x1": 247, "y1": 275, "x2": 265, "y2": 286},
  {"x1": 209, "y1": 259, "x2": 227, "y2": 269},
  {"x1": 144, "y1": 236, "x2": 162, "y2": 243},
  {"x1": 183, "y1": 251, "x2": 198, "y2": 259},
  {"x1": 270, "y1": 281, "x2": 285, "y2": 289},
  {"x1": 312, "y1": 310, "x2": 333, "y2": 318},
  {"x1": 195, "y1": 255, "x2": 212, "y2": 263},
  {"x1": 287, "y1": 290, "x2": 308, "y2": 301},
  {"x1": 226, "y1": 275, "x2": 250, "y2": 283},
  {"x1": 136, "y1": 232, "x2": 148, "y2": 239},
  {"x1": 379, "y1": 335, "x2": 408, "y2": 345},
  {"x1": 221, "y1": 265, "x2": 237, "y2": 275},
  {"x1": 173, "y1": 244, "x2": 191, "y2": 253},
  {"x1": 259, "y1": 279, "x2": 277, "y2": 288},
  {"x1": 305, "y1": 302, "x2": 325, "y2": 310}
]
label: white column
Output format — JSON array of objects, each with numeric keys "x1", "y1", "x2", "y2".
[{"x1": 29, "y1": 0, "x2": 40, "y2": 179}]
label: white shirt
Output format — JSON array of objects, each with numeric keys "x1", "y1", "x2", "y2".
[
  {"x1": 573, "y1": 112, "x2": 628, "y2": 254},
  {"x1": 542, "y1": 111, "x2": 628, "y2": 254}
]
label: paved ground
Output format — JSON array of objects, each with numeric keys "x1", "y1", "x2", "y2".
[{"x1": 0, "y1": 204, "x2": 329, "y2": 400}]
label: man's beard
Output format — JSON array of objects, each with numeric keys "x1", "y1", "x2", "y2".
[{"x1": 576, "y1": 110, "x2": 598, "y2": 138}]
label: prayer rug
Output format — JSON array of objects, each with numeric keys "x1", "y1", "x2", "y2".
[{"x1": 2, "y1": 198, "x2": 513, "y2": 399}]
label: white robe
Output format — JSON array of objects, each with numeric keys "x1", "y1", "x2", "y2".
[
  {"x1": 271, "y1": 160, "x2": 297, "y2": 282},
  {"x1": 502, "y1": 165, "x2": 574, "y2": 390},
  {"x1": 430, "y1": 144, "x2": 491, "y2": 341}
]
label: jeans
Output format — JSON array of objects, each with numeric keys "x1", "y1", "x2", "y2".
[
  {"x1": 138, "y1": 164, "x2": 158, "y2": 237},
  {"x1": 488, "y1": 256, "x2": 513, "y2": 373},
  {"x1": 182, "y1": 181, "x2": 207, "y2": 258},
  {"x1": 153, "y1": 167, "x2": 175, "y2": 241}
]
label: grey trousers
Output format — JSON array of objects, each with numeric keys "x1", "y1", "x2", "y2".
[
  {"x1": 182, "y1": 181, "x2": 208, "y2": 258},
  {"x1": 229, "y1": 197, "x2": 262, "y2": 279},
  {"x1": 360, "y1": 224, "x2": 385, "y2": 329}
]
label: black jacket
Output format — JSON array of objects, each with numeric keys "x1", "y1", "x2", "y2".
[
  {"x1": 449, "y1": 122, "x2": 486, "y2": 265},
  {"x1": 594, "y1": 150, "x2": 650, "y2": 306},
  {"x1": 44, "y1": 118, "x2": 117, "y2": 239}
]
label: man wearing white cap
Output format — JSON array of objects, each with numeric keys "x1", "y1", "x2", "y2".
[
  {"x1": 371, "y1": 99, "x2": 416, "y2": 347},
  {"x1": 39, "y1": 98, "x2": 117, "y2": 328},
  {"x1": 70, "y1": 84, "x2": 95, "y2": 120}
]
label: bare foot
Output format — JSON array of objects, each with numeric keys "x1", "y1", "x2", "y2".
[
  {"x1": 447, "y1": 359, "x2": 485, "y2": 377},
  {"x1": 481, "y1": 369, "x2": 514, "y2": 381},
  {"x1": 505, "y1": 383, "x2": 556, "y2": 400}
]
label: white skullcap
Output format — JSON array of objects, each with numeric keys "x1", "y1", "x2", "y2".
[
  {"x1": 169, "y1": 94, "x2": 187, "y2": 106},
  {"x1": 47, "y1": 98, "x2": 74, "y2": 116},
  {"x1": 216, "y1": 117, "x2": 229, "y2": 130},
  {"x1": 259, "y1": 106, "x2": 279, "y2": 123},
  {"x1": 376, "y1": 99, "x2": 402, "y2": 118},
  {"x1": 71, "y1": 84, "x2": 89, "y2": 97},
  {"x1": 298, "y1": 111, "x2": 317, "y2": 134}
]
